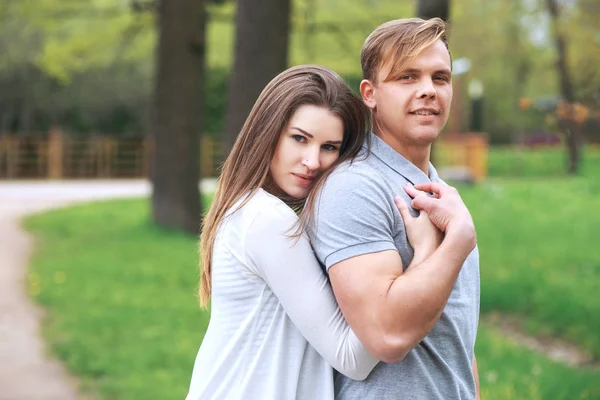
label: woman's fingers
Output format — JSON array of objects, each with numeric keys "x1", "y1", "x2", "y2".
[{"x1": 394, "y1": 196, "x2": 412, "y2": 222}]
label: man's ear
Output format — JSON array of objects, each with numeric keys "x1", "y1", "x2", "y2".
[{"x1": 360, "y1": 79, "x2": 377, "y2": 110}]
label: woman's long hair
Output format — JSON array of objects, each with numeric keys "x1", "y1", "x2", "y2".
[{"x1": 199, "y1": 65, "x2": 370, "y2": 307}]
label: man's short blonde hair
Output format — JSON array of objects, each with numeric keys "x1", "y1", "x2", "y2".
[{"x1": 361, "y1": 18, "x2": 449, "y2": 83}]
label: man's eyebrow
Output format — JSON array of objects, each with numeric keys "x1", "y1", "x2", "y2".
[
  {"x1": 435, "y1": 69, "x2": 452, "y2": 75},
  {"x1": 401, "y1": 68, "x2": 451, "y2": 75},
  {"x1": 402, "y1": 68, "x2": 421, "y2": 74},
  {"x1": 291, "y1": 127, "x2": 342, "y2": 144}
]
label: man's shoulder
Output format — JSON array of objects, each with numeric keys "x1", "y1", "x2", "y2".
[{"x1": 323, "y1": 157, "x2": 389, "y2": 195}]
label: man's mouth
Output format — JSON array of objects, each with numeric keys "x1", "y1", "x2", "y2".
[{"x1": 409, "y1": 108, "x2": 441, "y2": 116}]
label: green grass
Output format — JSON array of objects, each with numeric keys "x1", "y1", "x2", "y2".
[
  {"x1": 24, "y1": 199, "x2": 210, "y2": 399},
  {"x1": 459, "y1": 176, "x2": 600, "y2": 359},
  {"x1": 476, "y1": 322, "x2": 600, "y2": 399},
  {"x1": 24, "y1": 156, "x2": 600, "y2": 398}
]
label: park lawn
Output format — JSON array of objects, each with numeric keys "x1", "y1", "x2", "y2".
[
  {"x1": 25, "y1": 177, "x2": 600, "y2": 399},
  {"x1": 24, "y1": 199, "x2": 210, "y2": 399},
  {"x1": 459, "y1": 175, "x2": 600, "y2": 359}
]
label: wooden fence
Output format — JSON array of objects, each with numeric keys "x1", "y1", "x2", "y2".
[
  {"x1": 0, "y1": 131, "x2": 488, "y2": 182},
  {"x1": 0, "y1": 130, "x2": 223, "y2": 179}
]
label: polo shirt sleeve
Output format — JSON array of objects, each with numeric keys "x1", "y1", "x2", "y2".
[
  {"x1": 310, "y1": 166, "x2": 398, "y2": 270},
  {"x1": 244, "y1": 200, "x2": 379, "y2": 380}
]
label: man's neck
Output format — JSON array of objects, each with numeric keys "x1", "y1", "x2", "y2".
[{"x1": 374, "y1": 130, "x2": 431, "y2": 175}]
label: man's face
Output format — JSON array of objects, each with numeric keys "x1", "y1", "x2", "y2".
[{"x1": 362, "y1": 40, "x2": 453, "y2": 148}]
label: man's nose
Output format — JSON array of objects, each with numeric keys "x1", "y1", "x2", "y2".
[{"x1": 417, "y1": 78, "x2": 436, "y2": 99}]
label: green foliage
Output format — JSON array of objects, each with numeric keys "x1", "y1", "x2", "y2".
[
  {"x1": 487, "y1": 146, "x2": 600, "y2": 178},
  {"x1": 2, "y1": 0, "x2": 600, "y2": 141}
]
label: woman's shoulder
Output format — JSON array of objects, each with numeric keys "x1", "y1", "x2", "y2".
[
  {"x1": 246, "y1": 189, "x2": 297, "y2": 223},
  {"x1": 229, "y1": 188, "x2": 297, "y2": 228}
]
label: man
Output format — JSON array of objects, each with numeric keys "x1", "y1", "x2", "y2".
[{"x1": 310, "y1": 18, "x2": 481, "y2": 399}]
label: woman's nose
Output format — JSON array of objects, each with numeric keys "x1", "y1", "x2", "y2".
[{"x1": 301, "y1": 149, "x2": 320, "y2": 171}]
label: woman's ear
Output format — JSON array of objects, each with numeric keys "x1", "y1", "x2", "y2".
[{"x1": 360, "y1": 79, "x2": 377, "y2": 110}]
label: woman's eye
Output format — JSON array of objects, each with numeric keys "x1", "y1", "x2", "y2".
[
  {"x1": 400, "y1": 75, "x2": 414, "y2": 81},
  {"x1": 292, "y1": 134, "x2": 306, "y2": 143},
  {"x1": 322, "y1": 144, "x2": 339, "y2": 151}
]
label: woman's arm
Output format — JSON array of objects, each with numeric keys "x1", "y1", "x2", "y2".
[{"x1": 244, "y1": 202, "x2": 379, "y2": 380}]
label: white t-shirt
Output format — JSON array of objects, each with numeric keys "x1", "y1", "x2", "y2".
[{"x1": 185, "y1": 189, "x2": 378, "y2": 400}]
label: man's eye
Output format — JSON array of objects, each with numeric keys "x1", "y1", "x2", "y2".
[{"x1": 400, "y1": 75, "x2": 414, "y2": 81}]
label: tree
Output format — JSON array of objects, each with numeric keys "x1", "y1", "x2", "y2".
[
  {"x1": 545, "y1": 0, "x2": 581, "y2": 175},
  {"x1": 416, "y1": 0, "x2": 450, "y2": 21},
  {"x1": 151, "y1": 0, "x2": 206, "y2": 234},
  {"x1": 222, "y1": 0, "x2": 291, "y2": 155}
]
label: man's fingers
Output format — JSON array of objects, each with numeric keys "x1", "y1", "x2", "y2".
[
  {"x1": 394, "y1": 196, "x2": 413, "y2": 221},
  {"x1": 404, "y1": 184, "x2": 429, "y2": 199},
  {"x1": 411, "y1": 194, "x2": 435, "y2": 212}
]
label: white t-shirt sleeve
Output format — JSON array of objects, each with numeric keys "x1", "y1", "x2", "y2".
[{"x1": 244, "y1": 201, "x2": 379, "y2": 381}]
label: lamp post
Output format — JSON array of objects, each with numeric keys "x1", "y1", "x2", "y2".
[{"x1": 468, "y1": 79, "x2": 484, "y2": 132}]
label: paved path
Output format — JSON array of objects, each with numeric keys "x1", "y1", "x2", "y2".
[{"x1": 0, "y1": 180, "x2": 214, "y2": 400}]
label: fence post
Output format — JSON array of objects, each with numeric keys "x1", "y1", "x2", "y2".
[
  {"x1": 47, "y1": 128, "x2": 64, "y2": 179},
  {"x1": 100, "y1": 137, "x2": 116, "y2": 178},
  {"x1": 466, "y1": 134, "x2": 489, "y2": 182},
  {"x1": 5, "y1": 137, "x2": 17, "y2": 178}
]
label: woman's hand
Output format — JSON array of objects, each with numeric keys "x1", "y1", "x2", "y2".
[{"x1": 394, "y1": 194, "x2": 443, "y2": 265}]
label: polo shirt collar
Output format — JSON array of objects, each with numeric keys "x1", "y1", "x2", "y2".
[{"x1": 364, "y1": 132, "x2": 440, "y2": 185}]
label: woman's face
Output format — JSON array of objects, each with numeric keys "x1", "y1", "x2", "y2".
[{"x1": 269, "y1": 105, "x2": 344, "y2": 199}]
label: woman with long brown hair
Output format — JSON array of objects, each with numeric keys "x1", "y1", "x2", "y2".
[{"x1": 185, "y1": 65, "x2": 439, "y2": 400}]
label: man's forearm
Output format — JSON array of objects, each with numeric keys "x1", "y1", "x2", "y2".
[{"x1": 375, "y1": 233, "x2": 474, "y2": 360}]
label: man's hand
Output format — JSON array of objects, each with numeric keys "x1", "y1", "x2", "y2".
[{"x1": 404, "y1": 182, "x2": 476, "y2": 253}]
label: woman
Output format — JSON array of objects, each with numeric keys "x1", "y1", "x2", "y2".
[{"x1": 186, "y1": 65, "x2": 440, "y2": 400}]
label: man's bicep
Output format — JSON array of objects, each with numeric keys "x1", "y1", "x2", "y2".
[
  {"x1": 311, "y1": 170, "x2": 396, "y2": 268},
  {"x1": 328, "y1": 250, "x2": 404, "y2": 357}
]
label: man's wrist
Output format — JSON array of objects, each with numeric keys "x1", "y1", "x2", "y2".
[{"x1": 444, "y1": 223, "x2": 477, "y2": 256}]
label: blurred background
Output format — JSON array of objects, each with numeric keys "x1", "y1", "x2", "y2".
[{"x1": 1, "y1": 0, "x2": 599, "y2": 399}]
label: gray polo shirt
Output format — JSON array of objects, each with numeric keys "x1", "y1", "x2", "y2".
[{"x1": 310, "y1": 133, "x2": 480, "y2": 400}]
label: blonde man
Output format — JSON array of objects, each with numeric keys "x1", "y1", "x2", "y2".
[{"x1": 310, "y1": 18, "x2": 481, "y2": 399}]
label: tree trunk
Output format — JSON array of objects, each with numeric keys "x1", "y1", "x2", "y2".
[
  {"x1": 151, "y1": 0, "x2": 206, "y2": 234},
  {"x1": 546, "y1": 0, "x2": 581, "y2": 175},
  {"x1": 417, "y1": 0, "x2": 450, "y2": 21},
  {"x1": 222, "y1": 0, "x2": 291, "y2": 156}
]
